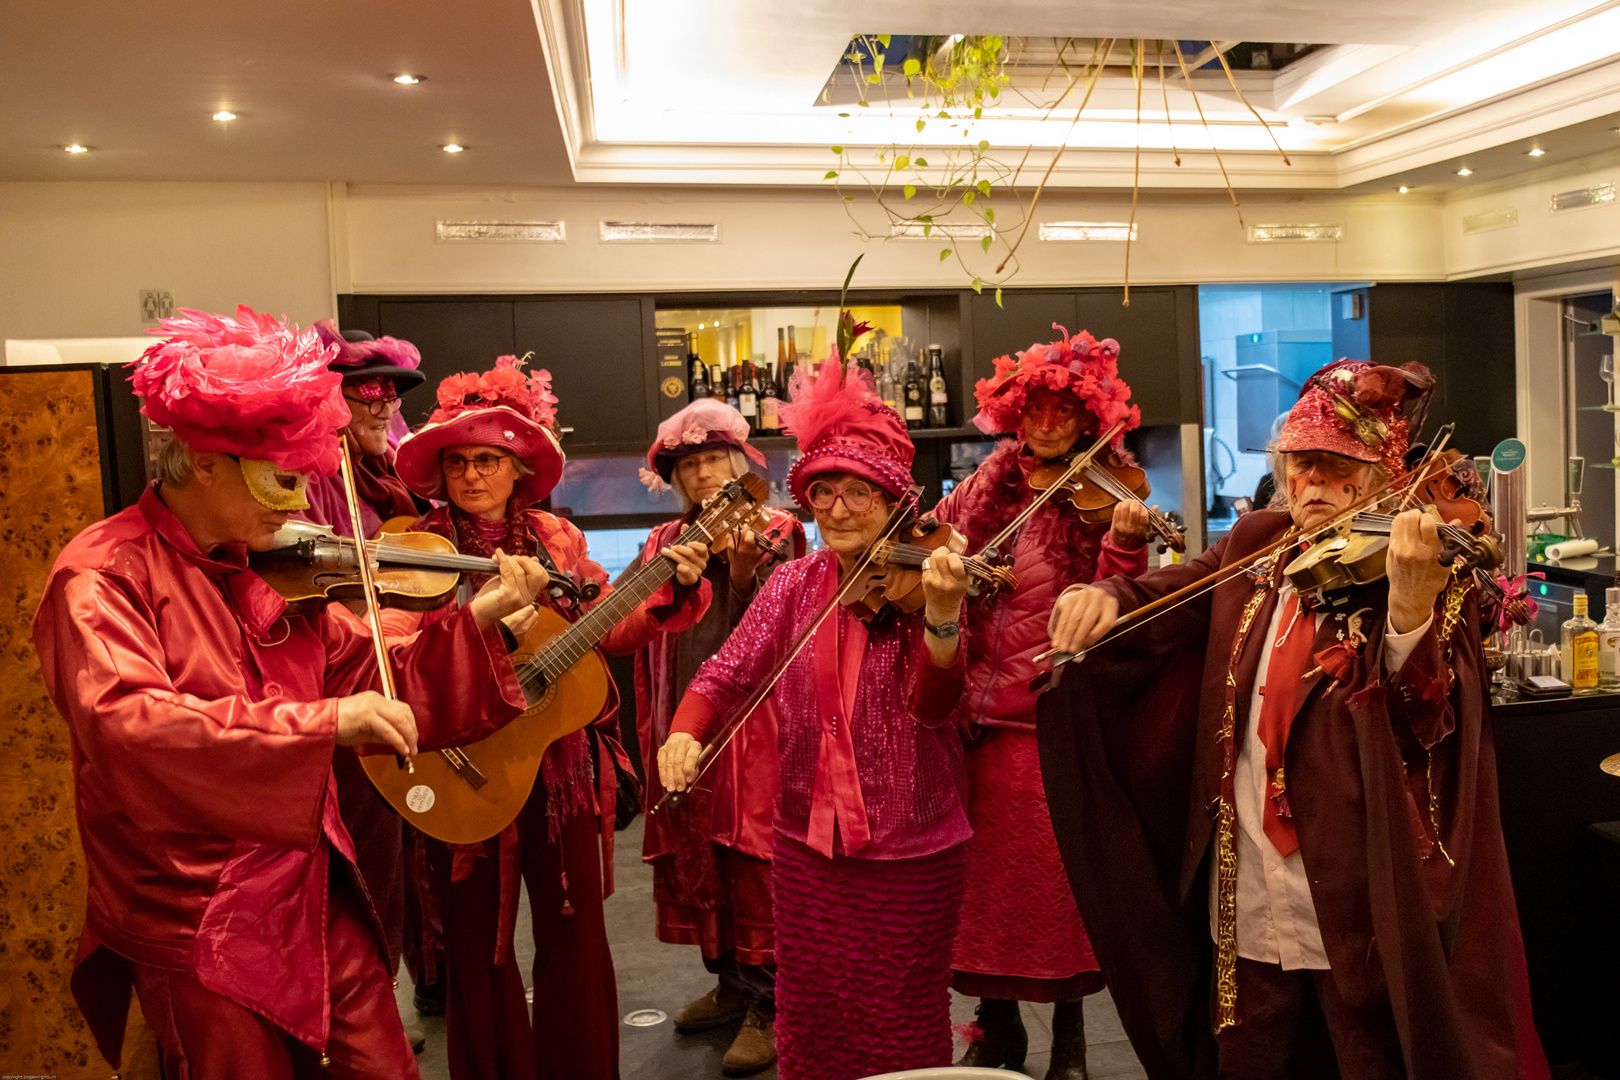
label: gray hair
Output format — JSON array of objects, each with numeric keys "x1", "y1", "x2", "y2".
[
  {"x1": 670, "y1": 448, "x2": 749, "y2": 510},
  {"x1": 1269, "y1": 447, "x2": 1389, "y2": 512},
  {"x1": 153, "y1": 436, "x2": 193, "y2": 488}
]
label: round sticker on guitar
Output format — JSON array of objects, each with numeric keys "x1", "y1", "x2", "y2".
[{"x1": 405, "y1": 785, "x2": 436, "y2": 813}]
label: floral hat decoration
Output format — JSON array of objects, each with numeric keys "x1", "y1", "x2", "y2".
[
  {"x1": 394, "y1": 353, "x2": 565, "y2": 505},
  {"x1": 971, "y1": 324, "x2": 1141, "y2": 442}
]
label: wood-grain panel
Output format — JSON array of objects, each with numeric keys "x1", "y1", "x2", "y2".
[{"x1": 0, "y1": 369, "x2": 158, "y2": 1076}]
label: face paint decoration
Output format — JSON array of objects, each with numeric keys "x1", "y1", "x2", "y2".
[{"x1": 239, "y1": 457, "x2": 311, "y2": 511}]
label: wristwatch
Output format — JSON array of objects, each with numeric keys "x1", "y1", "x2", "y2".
[{"x1": 924, "y1": 619, "x2": 961, "y2": 639}]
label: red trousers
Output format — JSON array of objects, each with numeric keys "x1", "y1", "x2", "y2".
[
  {"x1": 428, "y1": 801, "x2": 619, "y2": 1080},
  {"x1": 131, "y1": 877, "x2": 417, "y2": 1080},
  {"x1": 1215, "y1": 957, "x2": 1404, "y2": 1080}
]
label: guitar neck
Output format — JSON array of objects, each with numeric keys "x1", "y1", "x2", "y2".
[{"x1": 523, "y1": 519, "x2": 712, "y2": 682}]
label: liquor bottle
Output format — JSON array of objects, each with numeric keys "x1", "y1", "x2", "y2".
[
  {"x1": 1562, "y1": 592, "x2": 1601, "y2": 694},
  {"x1": 709, "y1": 363, "x2": 726, "y2": 401},
  {"x1": 758, "y1": 363, "x2": 781, "y2": 436},
  {"x1": 738, "y1": 360, "x2": 759, "y2": 431},
  {"x1": 878, "y1": 365, "x2": 898, "y2": 414},
  {"x1": 926, "y1": 343, "x2": 949, "y2": 428},
  {"x1": 903, "y1": 361, "x2": 925, "y2": 430},
  {"x1": 688, "y1": 356, "x2": 710, "y2": 402},
  {"x1": 1600, "y1": 584, "x2": 1620, "y2": 691}
]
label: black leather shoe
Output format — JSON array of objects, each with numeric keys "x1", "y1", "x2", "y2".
[{"x1": 956, "y1": 997, "x2": 1027, "y2": 1071}]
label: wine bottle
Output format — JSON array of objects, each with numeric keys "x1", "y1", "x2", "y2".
[
  {"x1": 878, "y1": 366, "x2": 899, "y2": 414},
  {"x1": 926, "y1": 344, "x2": 949, "y2": 428},
  {"x1": 777, "y1": 327, "x2": 790, "y2": 372},
  {"x1": 758, "y1": 363, "x2": 781, "y2": 436},
  {"x1": 903, "y1": 361, "x2": 925, "y2": 429},
  {"x1": 738, "y1": 360, "x2": 759, "y2": 431},
  {"x1": 787, "y1": 327, "x2": 800, "y2": 373},
  {"x1": 725, "y1": 361, "x2": 741, "y2": 412},
  {"x1": 689, "y1": 356, "x2": 710, "y2": 402},
  {"x1": 709, "y1": 363, "x2": 726, "y2": 401}
]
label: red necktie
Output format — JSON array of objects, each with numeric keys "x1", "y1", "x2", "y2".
[{"x1": 1256, "y1": 592, "x2": 1314, "y2": 857}]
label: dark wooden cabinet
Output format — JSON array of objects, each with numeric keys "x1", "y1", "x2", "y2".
[
  {"x1": 513, "y1": 297, "x2": 650, "y2": 445},
  {"x1": 968, "y1": 286, "x2": 1198, "y2": 427}
]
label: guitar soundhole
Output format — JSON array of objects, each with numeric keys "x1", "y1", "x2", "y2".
[{"x1": 512, "y1": 654, "x2": 559, "y2": 715}]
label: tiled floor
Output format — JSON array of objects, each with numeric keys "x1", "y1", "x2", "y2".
[{"x1": 400, "y1": 815, "x2": 1148, "y2": 1079}]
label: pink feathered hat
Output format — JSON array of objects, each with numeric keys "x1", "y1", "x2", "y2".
[
  {"x1": 972, "y1": 324, "x2": 1140, "y2": 441},
  {"x1": 395, "y1": 354, "x2": 564, "y2": 506},
  {"x1": 312, "y1": 319, "x2": 426, "y2": 393},
  {"x1": 641, "y1": 399, "x2": 768, "y2": 491},
  {"x1": 1276, "y1": 359, "x2": 1434, "y2": 477},
  {"x1": 781, "y1": 356, "x2": 914, "y2": 508},
  {"x1": 130, "y1": 305, "x2": 349, "y2": 477}
]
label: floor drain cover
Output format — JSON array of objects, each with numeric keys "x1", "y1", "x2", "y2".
[{"x1": 623, "y1": 1008, "x2": 668, "y2": 1027}]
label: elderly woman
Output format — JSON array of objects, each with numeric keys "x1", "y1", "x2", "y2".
[
  {"x1": 660, "y1": 359, "x2": 972, "y2": 1080},
  {"x1": 631, "y1": 399, "x2": 806, "y2": 1076},
  {"x1": 390, "y1": 356, "x2": 714, "y2": 1080}
]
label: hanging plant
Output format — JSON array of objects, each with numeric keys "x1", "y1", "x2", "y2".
[{"x1": 824, "y1": 37, "x2": 1291, "y2": 306}]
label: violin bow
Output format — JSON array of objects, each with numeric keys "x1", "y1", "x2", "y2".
[
  {"x1": 978, "y1": 419, "x2": 1127, "y2": 562},
  {"x1": 337, "y1": 438, "x2": 413, "y2": 773},
  {"x1": 654, "y1": 486, "x2": 923, "y2": 813}
]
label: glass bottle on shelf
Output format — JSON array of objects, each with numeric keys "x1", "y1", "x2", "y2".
[
  {"x1": 709, "y1": 363, "x2": 726, "y2": 401},
  {"x1": 758, "y1": 363, "x2": 781, "y2": 436},
  {"x1": 777, "y1": 327, "x2": 790, "y2": 374},
  {"x1": 1562, "y1": 591, "x2": 1601, "y2": 694},
  {"x1": 878, "y1": 365, "x2": 899, "y2": 414},
  {"x1": 787, "y1": 327, "x2": 800, "y2": 375},
  {"x1": 724, "y1": 362, "x2": 741, "y2": 412},
  {"x1": 1600, "y1": 584, "x2": 1620, "y2": 692},
  {"x1": 687, "y1": 333, "x2": 710, "y2": 402},
  {"x1": 738, "y1": 360, "x2": 759, "y2": 431},
  {"x1": 926, "y1": 344, "x2": 949, "y2": 428},
  {"x1": 903, "y1": 361, "x2": 925, "y2": 430}
]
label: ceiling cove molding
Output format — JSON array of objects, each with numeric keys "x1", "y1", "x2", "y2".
[{"x1": 532, "y1": 5, "x2": 1620, "y2": 192}]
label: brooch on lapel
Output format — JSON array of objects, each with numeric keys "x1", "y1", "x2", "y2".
[{"x1": 1302, "y1": 606, "x2": 1371, "y2": 684}]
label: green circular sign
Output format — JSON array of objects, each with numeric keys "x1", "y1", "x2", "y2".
[{"x1": 1492, "y1": 438, "x2": 1527, "y2": 474}]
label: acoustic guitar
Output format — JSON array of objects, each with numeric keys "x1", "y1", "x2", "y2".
[{"x1": 363, "y1": 472, "x2": 771, "y2": 843}]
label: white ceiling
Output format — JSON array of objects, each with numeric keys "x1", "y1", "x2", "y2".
[
  {"x1": 4, "y1": 0, "x2": 1619, "y2": 197},
  {"x1": 0, "y1": 0, "x2": 573, "y2": 184}
]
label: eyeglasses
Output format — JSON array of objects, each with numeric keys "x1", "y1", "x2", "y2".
[
  {"x1": 442, "y1": 452, "x2": 510, "y2": 478},
  {"x1": 343, "y1": 393, "x2": 402, "y2": 418},
  {"x1": 806, "y1": 477, "x2": 877, "y2": 513}
]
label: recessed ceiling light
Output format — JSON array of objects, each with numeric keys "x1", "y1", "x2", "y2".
[
  {"x1": 1398, "y1": 186, "x2": 1410, "y2": 194},
  {"x1": 1527, "y1": 147, "x2": 1546, "y2": 157},
  {"x1": 63, "y1": 144, "x2": 90, "y2": 154},
  {"x1": 213, "y1": 110, "x2": 236, "y2": 121},
  {"x1": 393, "y1": 74, "x2": 425, "y2": 85},
  {"x1": 1456, "y1": 167, "x2": 1473, "y2": 177},
  {"x1": 441, "y1": 143, "x2": 465, "y2": 154},
  {"x1": 698, "y1": 322, "x2": 706, "y2": 329}
]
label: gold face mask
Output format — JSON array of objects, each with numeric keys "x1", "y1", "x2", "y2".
[{"x1": 238, "y1": 457, "x2": 311, "y2": 511}]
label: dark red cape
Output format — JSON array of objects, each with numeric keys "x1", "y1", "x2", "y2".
[{"x1": 1035, "y1": 510, "x2": 1548, "y2": 1080}]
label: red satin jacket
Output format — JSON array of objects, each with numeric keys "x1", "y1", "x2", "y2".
[{"x1": 31, "y1": 485, "x2": 526, "y2": 1065}]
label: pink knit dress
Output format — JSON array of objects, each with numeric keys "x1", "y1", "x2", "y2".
[{"x1": 674, "y1": 550, "x2": 971, "y2": 1080}]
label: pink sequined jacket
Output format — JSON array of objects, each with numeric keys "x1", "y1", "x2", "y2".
[
  {"x1": 32, "y1": 485, "x2": 526, "y2": 1066},
  {"x1": 930, "y1": 439, "x2": 1149, "y2": 729},
  {"x1": 673, "y1": 549, "x2": 970, "y2": 861}
]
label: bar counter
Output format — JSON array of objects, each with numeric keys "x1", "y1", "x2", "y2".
[{"x1": 1492, "y1": 686, "x2": 1620, "y2": 1073}]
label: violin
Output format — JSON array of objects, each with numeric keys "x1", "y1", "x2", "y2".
[
  {"x1": 1028, "y1": 445, "x2": 1187, "y2": 553},
  {"x1": 655, "y1": 488, "x2": 1011, "y2": 812},
  {"x1": 251, "y1": 521, "x2": 602, "y2": 615},
  {"x1": 1282, "y1": 439, "x2": 1502, "y2": 605},
  {"x1": 840, "y1": 511, "x2": 1017, "y2": 622}
]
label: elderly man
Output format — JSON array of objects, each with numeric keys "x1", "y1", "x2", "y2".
[
  {"x1": 1040, "y1": 360, "x2": 1548, "y2": 1080},
  {"x1": 32, "y1": 307, "x2": 545, "y2": 1079}
]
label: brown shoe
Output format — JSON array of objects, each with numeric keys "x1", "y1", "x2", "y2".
[
  {"x1": 722, "y1": 1002, "x2": 776, "y2": 1076},
  {"x1": 673, "y1": 984, "x2": 748, "y2": 1032}
]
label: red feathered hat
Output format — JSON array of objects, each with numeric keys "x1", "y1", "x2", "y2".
[
  {"x1": 780, "y1": 356, "x2": 914, "y2": 508},
  {"x1": 130, "y1": 306, "x2": 348, "y2": 477},
  {"x1": 971, "y1": 324, "x2": 1140, "y2": 442},
  {"x1": 1276, "y1": 359, "x2": 1435, "y2": 477},
  {"x1": 395, "y1": 354, "x2": 564, "y2": 506}
]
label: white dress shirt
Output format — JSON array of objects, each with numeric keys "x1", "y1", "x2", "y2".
[{"x1": 1209, "y1": 582, "x2": 1433, "y2": 970}]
